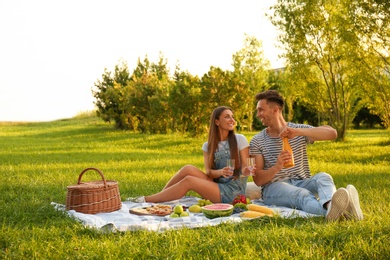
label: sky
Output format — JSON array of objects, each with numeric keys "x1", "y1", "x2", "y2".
[{"x1": 0, "y1": 0, "x2": 284, "y2": 122}]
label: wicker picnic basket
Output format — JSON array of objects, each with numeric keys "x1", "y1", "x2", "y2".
[{"x1": 66, "y1": 167, "x2": 121, "y2": 214}]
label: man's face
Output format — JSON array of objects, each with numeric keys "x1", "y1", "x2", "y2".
[{"x1": 256, "y1": 99, "x2": 275, "y2": 127}]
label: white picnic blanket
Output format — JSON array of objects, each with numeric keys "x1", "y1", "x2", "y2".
[{"x1": 51, "y1": 196, "x2": 319, "y2": 232}]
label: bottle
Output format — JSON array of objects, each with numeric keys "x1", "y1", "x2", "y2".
[{"x1": 282, "y1": 137, "x2": 295, "y2": 168}]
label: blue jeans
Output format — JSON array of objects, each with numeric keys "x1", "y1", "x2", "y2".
[{"x1": 262, "y1": 172, "x2": 336, "y2": 216}]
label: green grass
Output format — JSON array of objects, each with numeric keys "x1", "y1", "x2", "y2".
[{"x1": 1, "y1": 116, "x2": 389, "y2": 259}]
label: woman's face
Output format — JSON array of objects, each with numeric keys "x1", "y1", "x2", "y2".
[{"x1": 215, "y1": 109, "x2": 235, "y2": 131}]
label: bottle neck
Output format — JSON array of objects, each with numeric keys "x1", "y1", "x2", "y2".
[{"x1": 282, "y1": 137, "x2": 292, "y2": 151}]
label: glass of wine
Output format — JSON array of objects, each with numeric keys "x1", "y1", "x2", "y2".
[
  {"x1": 247, "y1": 157, "x2": 255, "y2": 176},
  {"x1": 226, "y1": 159, "x2": 235, "y2": 177}
]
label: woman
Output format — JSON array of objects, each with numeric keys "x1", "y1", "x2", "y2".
[{"x1": 131, "y1": 106, "x2": 252, "y2": 204}]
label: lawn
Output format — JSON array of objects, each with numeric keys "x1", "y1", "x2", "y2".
[{"x1": 1, "y1": 116, "x2": 389, "y2": 259}]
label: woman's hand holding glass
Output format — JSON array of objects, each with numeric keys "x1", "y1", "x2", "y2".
[{"x1": 223, "y1": 159, "x2": 235, "y2": 179}]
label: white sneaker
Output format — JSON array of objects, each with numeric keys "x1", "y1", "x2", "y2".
[
  {"x1": 326, "y1": 188, "x2": 350, "y2": 222},
  {"x1": 126, "y1": 196, "x2": 146, "y2": 203},
  {"x1": 345, "y1": 184, "x2": 363, "y2": 220}
]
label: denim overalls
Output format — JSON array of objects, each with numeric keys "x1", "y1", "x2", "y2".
[{"x1": 213, "y1": 146, "x2": 248, "y2": 203}]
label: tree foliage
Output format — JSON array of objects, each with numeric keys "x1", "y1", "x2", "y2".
[
  {"x1": 92, "y1": 60, "x2": 131, "y2": 129},
  {"x1": 92, "y1": 12, "x2": 388, "y2": 136},
  {"x1": 170, "y1": 66, "x2": 203, "y2": 134},
  {"x1": 92, "y1": 35, "x2": 270, "y2": 135},
  {"x1": 92, "y1": 56, "x2": 174, "y2": 133},
  {"x1": 231, "y1": 35, "x2": 270, "y2": 130},
  {"x1": 270, "y1": 0, "x2": 370, "y2": 140},
  {"x1": 349, "y1": 0, "x2": 390, "y2": 129}
]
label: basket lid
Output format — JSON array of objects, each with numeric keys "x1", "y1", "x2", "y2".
[
  {"x1": 67, "y1": 180, "x2": 118, "y2": 190},
  {"x1": 67, "y1": 167, "x2": 117, "y2": 190}
]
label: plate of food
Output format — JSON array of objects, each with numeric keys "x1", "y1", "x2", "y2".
[{"x1": 129, "y1": 204, "x2": 173, "y2": 216}]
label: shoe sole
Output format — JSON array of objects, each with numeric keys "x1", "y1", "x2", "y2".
[
  {"x1": 326, "y1": 188, "x2": 349, "y2": 222},
  {"x1": 346, "y1": 184, "x2": 363, "y2": 220}
]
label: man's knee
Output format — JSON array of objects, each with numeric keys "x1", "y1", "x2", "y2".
[
  {"x1": 315, "y1": 172, "x2": 334, "y2": 183},
  {"x1": 292, "y1": 188, "x2": 311, "y2": 201}
]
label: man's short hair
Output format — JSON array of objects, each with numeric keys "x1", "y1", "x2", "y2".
[{"x1": 255, "y1": 90, "x2": 285, "y2": 109}]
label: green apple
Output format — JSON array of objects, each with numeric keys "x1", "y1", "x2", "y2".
[
  {"x1": 174, "y1": 204, "x2": 184, "y2": 214},
  {"x1": 180, "y1": 211, "x2": 189, "y2": 217}
]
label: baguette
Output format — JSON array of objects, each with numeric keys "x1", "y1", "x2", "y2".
[{"x1": 247, "y1": 204, "x2": 274, "y2": 216}]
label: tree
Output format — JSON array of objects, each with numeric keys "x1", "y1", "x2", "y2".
[
  {"x1": 350, "y1": 0, "x2": 390, "y2": 129},
  {"x1": 200, "y1": 66, "x2": 233, "y2": 124},
  {"x1": 129, "y1": 55, "x2": 173, "y2": 133},
  {"x1": 270, "y1": 0, "x2": 367, "y2": 140},
  {"x1": 231, "y1": 35, "x2": 270, "y2": 131},
  {"x1": 170, "y1": 66, "x2": 203, "y2": 135},
  {"x1": 92, "y1": 55, "x2": 174, "y2": 132},
  {"x1": 92, "y1": 60, "x2": 131, "y2": 129}
]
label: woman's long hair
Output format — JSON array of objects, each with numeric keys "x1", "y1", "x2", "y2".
[{"x1": 207, "y1": 106, "x2": 239, "y2": 177}]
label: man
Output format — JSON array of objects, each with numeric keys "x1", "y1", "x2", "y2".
[{"x1": 249, "y1": 90, "x2": 363, "y2": 221}]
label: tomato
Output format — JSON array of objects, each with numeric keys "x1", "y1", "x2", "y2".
[{"x1": 232, "y1": 194, "x2": 247, "y2": 205}]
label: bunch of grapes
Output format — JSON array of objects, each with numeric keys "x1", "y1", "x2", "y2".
[
  {"x1": 197, "y1": 199, "x2": 213, "y2": 206},
  {"x1": 233, "y1": 202, "x2": 248, "y2": 214},
  {"x1": 233, "y1": 207, "x2": 246, "y2": 214}
]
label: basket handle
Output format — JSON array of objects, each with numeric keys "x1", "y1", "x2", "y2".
[{"x1": 77, "y1": 167, "x2": 107, "y2": 188}]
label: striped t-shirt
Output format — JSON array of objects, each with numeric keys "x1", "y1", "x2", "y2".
[{"x1": 249, "y1": 122, "x2": 313, "y2": 186}]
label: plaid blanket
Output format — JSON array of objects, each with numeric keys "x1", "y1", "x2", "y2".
[{"x1": 51, "y1": 196, "x2": 319, "y2": 233}]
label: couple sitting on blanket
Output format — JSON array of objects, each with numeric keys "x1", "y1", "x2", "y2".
[{"x1": 129, "y1": 90, "x2": 363, "y2": 222}]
